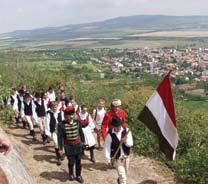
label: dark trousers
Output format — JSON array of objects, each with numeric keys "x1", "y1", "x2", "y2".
[{"x1": 67, "y1": 154, "x2": 82, "y2": 177}]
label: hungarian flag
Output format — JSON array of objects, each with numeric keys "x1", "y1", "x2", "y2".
[{"x1": 138, "y1": 74, "x2": 179, "y2": 160}]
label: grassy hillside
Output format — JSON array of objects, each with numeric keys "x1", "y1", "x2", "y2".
[{"x1": 0, "y1": 48, "x2": 208, "y2": 183}]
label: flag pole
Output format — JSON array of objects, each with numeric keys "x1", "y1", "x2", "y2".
[
  {"x1": 167, "y1": 70, "x2": 172, "y2": 75},
  {"x1": 111, "y1": 129, "x2": 130, "y2": 162}
]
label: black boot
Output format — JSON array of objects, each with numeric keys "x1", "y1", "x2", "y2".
[
  {"x1": 76, "y1": 176, "x2": 84, "y2": 183},
  {"x1": 55, "y1": 148, "x2": 61, "y2": 165},
  {"x1": 69, "y1": 165, "x2": 75, "y2": 181},
  {"x1": 30, "y1": 130, "x2": 37, "y2": 141},
  {"x1": 89, "y1": 149, "x2": 95, "y2": 163},
  {"x1": 15, "y1": 117, "x2": 19, "y2": 124},
  {"x1": 23, "y1": 121, "x2": 26, "y2": 129},
  {"x1": 76, "y1": 160, "x2": 83, "y2": 183},
  {"x1": 42, "y1": 134, "x2": 49, "y2": 145}
]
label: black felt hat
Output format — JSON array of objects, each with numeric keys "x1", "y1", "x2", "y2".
[{"x1": 111, "y1": 116, "x2": 122, "y2": 127}]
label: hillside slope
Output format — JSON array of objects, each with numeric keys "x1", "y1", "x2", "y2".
[{"x1": 3, "y1": 123, "x2": 177, "y2": 184}]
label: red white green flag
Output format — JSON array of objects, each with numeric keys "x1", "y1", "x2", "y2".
[{"x1": 138, "y1": 74, "x2": 179, "y2": 160}]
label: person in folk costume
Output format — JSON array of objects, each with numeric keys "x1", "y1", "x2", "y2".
[
  {"x1": 68, "y1": 95, "x2": 80, "y2": 117},
  {"x1": 92, "y1": 99, "x2": 106, "y2": 150},
  {"x1": 21, "y1": 85, "x2": 27, "y2": 94},
  {"x1": 42, "y1": 91, "x2": 50, "y2": 112},
  {"x1": 58, "y1": 106, "x2": 85, "y2": 183},
  {"x1": 7, "y1": 88, "x2": 19, "y2": 124},
  {"x1": 20, "y1": 93, "x2": 37, "y2": 140},
  {"x1": 45, "y1": 101, "x2": 64, "y2": 165},
  {"x1": 104, "y1": 116, "x2": 133, "y2": 184},
  {"x1": 57, "y1": 90, "x2": 69, "y2": 112},
  {"x1": 78, "y1": 105, "x2": 96, "y2": 163},
  {"x1": 33, "y1": 92, "x2": 47, "y2": 142},
  {"x1": 101, "y1": 99, "x2": 126, "y2": 140},
  {"x1": 47, "y1": 87, "x2": 56, "y2": 102},
  {"x1": 17, "y1": 89, "x2": 25, "y2": 123}
]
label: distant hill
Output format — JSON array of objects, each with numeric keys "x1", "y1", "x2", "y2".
[{"x1": 1, "y1": 15, "x2": 208, "y2": 41}]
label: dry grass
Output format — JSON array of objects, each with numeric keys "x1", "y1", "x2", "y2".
[{"x1": 130, "y1": 30, "x2": 208, "y2": 37}]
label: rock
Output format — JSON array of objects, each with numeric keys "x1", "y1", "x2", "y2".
[{"x1": 0, "y1": 128, "x2": 36, "y2": 184}]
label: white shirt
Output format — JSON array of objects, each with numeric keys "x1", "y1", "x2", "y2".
[
  {"x1": 104, "y1": 127, "x2": 133, "y2": 163},
  {"x1": 47, "y1": 90, "x2": 56, "y2": 101},
  {"x1": 92, "y1": 107, "x2": 106, "y2": 129},
  {"x1": 7, "y1": 94, "x2": 18, "y2": 111},
  {"x1": 45, "y1": 110, "x2": 63, "y2": 137}
]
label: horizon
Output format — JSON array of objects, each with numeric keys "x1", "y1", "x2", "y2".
[
  {"x1": 1, "y1": 0, "x2": 208, "y2": 34},
  {"x1": 1, "y1": 14, "x2": 208, "y2": 35}
]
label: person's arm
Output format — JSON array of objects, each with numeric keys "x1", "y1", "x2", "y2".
[
  {"x1": 45, "y1": 113, "x2": 51, "y2": 137},
  {"x1": 78, "y1": 121, "x2": 85, "y2": 143},
  {"x1": 88, "y1": 114, "x2": 95, "y2": 131},
  {"x1": 21, "y1": 102, "x2": 25, "y2": 118},
  {"x1": 6, "y1": 96, "x2": 11, "y2": 105},
  {"x1": 0, "y1": 137, "x2": 11, "y2": 156},
  {"x1": 120, "y1": 109, "x2": 126, "y2": 128},
  {"x1": 57, "y1": 122, "x2": 64, "y2": 150},
  {"x1": 103, "y1": 134, "x2": 113, "y2": 168},
  {"x1": 101, "y1": 113, "x2": 109, "y2": 140},
  {"x1": 122, "y1": 128, "x2": 133, "y2": 147}
]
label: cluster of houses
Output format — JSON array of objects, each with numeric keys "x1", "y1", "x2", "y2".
[{"x1": 90, "y1": 47, "x2": 208, "y2": 82}]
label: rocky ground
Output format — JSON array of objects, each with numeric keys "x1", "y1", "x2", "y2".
[{"x1": 3, "y1": 122, "x2": 178, "y2": 184}]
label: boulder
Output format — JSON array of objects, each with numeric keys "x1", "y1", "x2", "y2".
[{"x1": 0, "y1": 128, "x2": 36, "y2": 184}]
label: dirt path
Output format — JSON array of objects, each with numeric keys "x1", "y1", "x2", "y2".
[{"x1": 4, "y1": 123, "x2": 177, "y2": 184}]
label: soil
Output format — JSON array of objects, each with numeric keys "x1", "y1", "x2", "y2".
[{"x1": 3, "y1": 123, "x2": 177, "y2": 184}]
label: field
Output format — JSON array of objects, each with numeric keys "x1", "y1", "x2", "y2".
[{"x1": 130, "y1": 29, "x2": 208, "y2": 38}]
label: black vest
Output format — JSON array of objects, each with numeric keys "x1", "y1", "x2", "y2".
[
  {"x1": 10, "y1": 96, "x2": 14, "y2": 106},
  {"x1": 34, "y1": 99, "x2": 46, "y2": 117},
  {"x1": 109, "y1": 128, "x2": 130, "y2": 159},
  {"x1": 24, "y1": 101, "x2": 32, "y2": 116},
  {"x1": 47, "y1": 111, "x2": 62, "y2": 133},
  {"x1": 17, "y1": 95, "x2": 22, "y2": 112}
]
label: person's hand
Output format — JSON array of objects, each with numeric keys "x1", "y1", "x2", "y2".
[
  {"x1": 121, "y1": 137, "x2": 127, "y2": 144},
  {"x1": 48, "y1": 136, "x2": 53, "y2": 141},
  {"x1": 0, "y1": 137, "x2": 11, "y2": 156},
  {"x1": 107, "y1": 162, "x2": 113, "y2": 169},
  {"x1": 58, "y1": 149, "x2": 64, "y2": 156}
]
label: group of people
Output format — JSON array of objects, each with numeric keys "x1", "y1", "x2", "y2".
[{"x1": 4, "y1": 86, "x2": 134, "y2": 184}]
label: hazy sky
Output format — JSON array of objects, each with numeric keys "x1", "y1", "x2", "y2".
[{"x1": 0, "y1": 0, "x2": 208, "y2": 34}]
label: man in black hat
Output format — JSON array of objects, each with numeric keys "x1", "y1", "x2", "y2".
[
  {"x1": 103, "y1": 116, "x2": 133, "y2": 184},
  {"x1": 58, "y1": 106, "x2": 85, "y2": 183}
]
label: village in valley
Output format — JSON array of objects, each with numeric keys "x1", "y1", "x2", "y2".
[{"x1": 88, "y1": 47, "x2": 208, "y2": 95}]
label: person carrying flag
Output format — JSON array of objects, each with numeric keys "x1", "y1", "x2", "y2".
[{"x1": 104, "y1": 116, "x2": 133, "y2": 184}]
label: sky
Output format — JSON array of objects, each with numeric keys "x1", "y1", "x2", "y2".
[{"x1": 0, "y1": 0, "x2": 208, "y2": 34}]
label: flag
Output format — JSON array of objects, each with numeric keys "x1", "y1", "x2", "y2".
[{"x1": 138, "y1": 74, "x2": 179, "y2": 160}]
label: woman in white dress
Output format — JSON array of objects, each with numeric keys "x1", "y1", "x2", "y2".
[{"x1": 77, "y1": 105, "x2": 96, "y2": 163}]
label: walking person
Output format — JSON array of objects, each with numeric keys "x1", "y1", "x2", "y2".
[
  {"x1": 104, "y1": 116, "x2": 133, "y2": 184},
  {"x1": 57, "y1": 90, "x2": 69, "y2": 111},
  {"x1": 47, "y1": 87, "x2": 56, "y2": 102},
  {"x1": 78, "y1": 105, "x2": 96, "y2": 163},
  {"x1": 45, "y1": 101, "x2": 64, "y2": 165},
  {"x1": 21, "y1": 93, "x2": 37, "y2": 140},
  {"x1": 101, "y1": 99, "x2": 126, "y2": 140},
  {"x1": 7, "y1": 88, "x2": 19, "y2": 124},
  {"x1": 92, "y1": 99, "x2": 106, "y2": 150},
  {"x1": 33, "y1": 92, "x2": 47, "y2": 142},
  {"x1": 58, "y1": 106, "x2": 85, "y2": 183}
]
